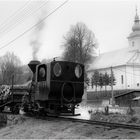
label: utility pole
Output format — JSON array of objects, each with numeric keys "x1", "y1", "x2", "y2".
[
  {"x1": 111, "y1": 66, "x2": 115, "y2": 106},
  {"x1": 11, "y1": 75, "x2": 14, "y2": 101}
]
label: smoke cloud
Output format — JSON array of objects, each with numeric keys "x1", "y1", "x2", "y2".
[{"x1": 30, "y1": 10, "x2": 46, "y2": 60}]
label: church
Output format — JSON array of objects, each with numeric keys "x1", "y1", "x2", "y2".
[{"x1": 87, "y1": 10, "x2": 140, "y2": 92}]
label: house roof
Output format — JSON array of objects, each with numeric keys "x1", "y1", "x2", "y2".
[
  {"x1": 88, "y1": 47, "x2": 140, "y2": 70},
  {"x1": 114, "y1": 90, "x2": 137, "y2": 98},
  {"x1": 133, "y1": 96, "x2": 140, "y2": 100}
]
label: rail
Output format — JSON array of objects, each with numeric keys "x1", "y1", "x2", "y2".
[
  {"x1": 2, "y1": 111, "x2": 140, "y2": 130},
  {"x1": 25, "y1": 112, "x2": 140, "y2": 130},
  {"x1": 58, "y1": 116, "x2": 140, "y2": 130}
]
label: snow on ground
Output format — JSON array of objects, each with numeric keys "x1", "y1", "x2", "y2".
[
  {"x1": 73, "y1": 104, "x2": 127, "y2": 120},
  {"x1": 75, "y1": 105, "x2": 92, "y2": 119}
]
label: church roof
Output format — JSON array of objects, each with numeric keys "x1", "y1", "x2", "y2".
[
  {"x1": 128, "y1": 31, "x2": 140, "y2": 38},
  {"x1": 88, "y1": 47, "x2": 139, "y2": 70}
]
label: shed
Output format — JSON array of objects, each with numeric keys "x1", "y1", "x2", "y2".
[{"x1": 114, "y1": 90, "x2": 140, "y2": 107}]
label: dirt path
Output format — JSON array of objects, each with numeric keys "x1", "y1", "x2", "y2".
[{"x1": 0, "y1": 115, "x2": 139, "y2": 139}]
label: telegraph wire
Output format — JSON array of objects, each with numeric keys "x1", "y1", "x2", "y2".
[
  {"x1": 0, "y1": 0, "x2": 68, "y2": 50},
  {"x1": 0, "y1": 0, "x2": 31, "y2": 29},
  {"x1": 0, "y1": 0, "x2": 33, "y2": 35},
  {"x1": 0, "y1": 1, "x2": 48, "y2": 38},
  {"x1": 3, "y1": 1, "x2": 48, "y2": 31},
  {"x1": 1, "y1": 1, "x2": 48, "y2": 34}
]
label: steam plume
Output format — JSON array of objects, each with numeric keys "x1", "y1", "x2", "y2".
[{"x1": 30, "y1": 10, "x2": 46, "y2": 60}]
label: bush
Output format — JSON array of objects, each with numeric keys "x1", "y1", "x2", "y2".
[
  {"x1": 128, "y1": 116, "x2": 138, "y2": 123},
  {"x1": 127, "y1": 107, "x2": 135, "y2": 116}
]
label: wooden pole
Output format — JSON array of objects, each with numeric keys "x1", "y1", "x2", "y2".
[
  {"x1": 111, "y1": 66, "x2": 115, "y2": 106},
  {"x1": 11, "y1": 75, "x2": 14, "y2": 101}
]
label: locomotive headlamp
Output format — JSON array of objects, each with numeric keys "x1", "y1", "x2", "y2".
[
  {"x1": 75, "y1": 65, "x2": 82, "y2": 78},
  {"x1": 53, "y1": 63, "x2": 62, "y2": 77}
]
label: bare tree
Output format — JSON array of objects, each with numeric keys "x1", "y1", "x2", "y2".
[
  {"x1": 62, "y1": 22, "x2": 97, "y2": 65},
  {"x1": 91, "y1": 70, "x2": 100, "y2": 92},
  {"x1": 99, "y1": 73, "x2": 104, "y2": 91},
  {"x1": 103, "y1": 72, "x2": 110, "y2": 91},
  {"x1": 0, "y1": 52, "x2": 23, "y2": 85}
]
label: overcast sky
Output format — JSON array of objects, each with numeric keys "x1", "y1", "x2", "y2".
[{"x1": 0, "y1": 0, "x2": 139, "y2": 65}]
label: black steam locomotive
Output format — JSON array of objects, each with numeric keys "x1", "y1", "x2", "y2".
[{"x1": 21, "y1": 60, "x2": 84, "y2": 116}]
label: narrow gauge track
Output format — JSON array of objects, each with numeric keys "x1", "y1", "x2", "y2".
[
  {"x1": 58, "y1": 116, "x2": 140, "y2": 130},
  {"x1": 2, "y1": 112, "x2": 140, "y2": 130},
  {"x1": 32, "y1": 114, "x2": 140, "y2": 130}
]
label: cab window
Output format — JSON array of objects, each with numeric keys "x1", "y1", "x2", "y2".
[{"x1": 37, "y1": 64, "x2": 47, "y2": 82}]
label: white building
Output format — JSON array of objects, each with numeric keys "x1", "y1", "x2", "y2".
[{"x1": 87, "y1": 10, "x2": 140, "y2": 91}]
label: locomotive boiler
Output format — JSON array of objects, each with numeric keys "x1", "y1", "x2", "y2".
[{"x1": 22, "y1": 59, "x2": 84, "y2": 116}]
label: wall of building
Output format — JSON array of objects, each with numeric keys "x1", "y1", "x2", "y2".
[
  {"x1": 128, "y1": 36, "x2": 140, "y2": 48},
  {"x1": 131, "y1": 65, "x2": 140, "y2": 89},
  {"x1": 87, "y1": 65, "x2": 140, "y2": 91}
]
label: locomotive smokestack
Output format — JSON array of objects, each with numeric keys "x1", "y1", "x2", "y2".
[{"x1": 28, "y1": 60, "x2": 41, "y2": 74}]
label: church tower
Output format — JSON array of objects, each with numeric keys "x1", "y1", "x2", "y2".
[{"x1": 128, "y1": 8, "x2": 140, "y2": 49}]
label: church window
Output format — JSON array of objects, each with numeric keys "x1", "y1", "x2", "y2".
[
  {"x1": 121, "y1": 75, "x2": 123, "y2": 84},
  {"x1": 132, "y1": 41, "x2": 135, "y2": 46}
]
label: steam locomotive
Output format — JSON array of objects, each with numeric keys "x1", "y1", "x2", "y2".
[{"x1": 21, "y1": 59, "x2": 84, "y2": 116}]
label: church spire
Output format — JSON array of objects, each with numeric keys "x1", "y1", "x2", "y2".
[
  {"x1": 128, "y1": 7, "x2": 140, "y2": 48},
  {"x1": 134, "y1": 6, "x2": 139, "y2": 23},
  {"x1": 132, "y1": 6, "x2": 140, "y2": 31}
]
